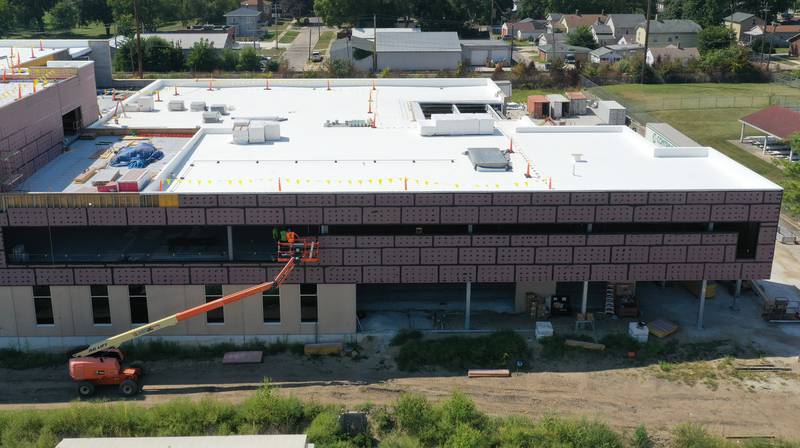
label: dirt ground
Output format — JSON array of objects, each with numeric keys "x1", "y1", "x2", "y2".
[{"x1": 2, "y1": 333, "x2": 800, "y2": 441}]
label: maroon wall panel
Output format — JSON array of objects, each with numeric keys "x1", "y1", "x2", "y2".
[
  {"x1": 439, "y1": 265, "x2": 476, "y2": 283},
  {"x1": 571, "y1": 192, "x2": 608, "y2": 205},
  {"x1": 749, "y1": 204, "x2": 780, "y2": 223},
  {"x1": 763, "y1": 191, "x2": 782, "y2": 204},
  {"x1": 152, "y1": 267, "x2": 190, "y2": 284},
  {"x1": 549, "y1": 235, "x2": 585, "y2": 246},
  {"x1": 218, "y1": 194, "x2": 258, "y2": 207},
  {"x1": 421, "y1": 247, "x2": 458, "y2": 264},
  {"x1": 383, "y1": 248, "x2": 420, "y2": 265},
  {"x1": 305, "y1": 267, "x2": 324, "y2": 283},
  {"x1": 704, "y1": 263, "x2": 741, "y2": 280},
  {"x1": 206, "y1": 208, "x2": 245, "y2": 225},
  {"x1": 687, "y1": 245, "x2": 725, "y2": 263},
  {"x1": 167, "y1": 208, "x2": 205, "y2": 225},
  {"x1": 402, "y1": 207, "x2": 439, "y2": 224},
  {"x1": 268, "y1": 265, "x2": 304, "y2": 284},
  {"x1": 587, "y1": 234, "x2": 625, "y2": 246},
  {"x1": 402, "y1": 265, "x2": 438, "y2": 283},
  {"x1": 415, "y1": 193, "x2": 453, "y2": 206},
  {"x1": 591, "y1": 264, "x2": 629, "y2": 281},
  {"x1": 536, "y1": 247, "x2": 573, "y2": 264},
  {"x1": 244, "y1": 208, "x2": 284, "y2": 225},
  {"x1": 319, "y1": 248, "x2": 343, "y2": 266},
  {"x1": 477, "y1": 265, "x2": 514, "y2": 282},
  {"x1": 87, "y1": 208, "x2": 127, "y2": 226},
  {"x1": 650, "y1": 246, "x2": 687, "y2": 263},
  {"x1": 649, "y1": 191, "x2": 686, "y2": 204},
  {"x1": 610, "y1": 192, "x2": 647, "y2": 205},
  {"x1": 574, "y1": 246, "x2": 610, "y2": 264},
  {"x1": 612, "y1": 246, "x2": 650, "y2": 263},
  {"x1": 318, "y1": 236, "x2": 355, "y2": 248},
  {"x1": 284, "y1": 208, "x2": 323, "y2": 224},
  {"x1": 493, "y1": 192, "x2": 530, "y2": 205},
  {"x1": 336, "y1": 194, "x2": 375, "y2": 207},
  {"x1": 258, "y1": 194, "x2": 296, "y2": 207},
  {"x1": 634, "y1": 205, "x2": 672, "y2": 222},
  {"x1": 725, "y1": 191, "x2": 762, "y2": 204},
  {"x1": 190, "y1": 267, "x2": 228, "y2": 284},
  {"x1": 710, "y1": 204, "x2": 749, "y2": 222},
  {"x1": 595, "y1": 205, "x2": 633, "y2": 222},
  {"x1": 376, "y1": 194, "x2": 414, "y2": 206},
  {"x1": 343, "y1": 248, "x2": 381, "y2": 265},
  {"x1": 532, "y1": 192, "x2": 570, "y2": 205},
  {"x1": 515, "y1": 265, "x2": 552, "y2": 282},
  {"x1": 557, "y1": 206, "x2": 594, "y2": 223},
  {"x1": 511, "y1": 234, "x2": 549, "y2": 247},
  {"x1": 459, "y1": 247, "x2": 496, "y2": 265},
  {"x1": 74, "y1": 268, "x2": 112, "y2": 285},
  {"x1": 554, "y1": 265, "x2": 589, "y2": 281},
  {"x1": 671, "y1": 205, "x2": 710, "y2": 222},
  {"x1": 663, "y1": 234, "x2": 701, "y2": 245},
  {"x1": 297, "y1": 194, "x2": 335, "y2": 207},
  {"x1": 0, "y1": 269, "x2": 35, "y2": 285},
  {"x1": 665, "y1": 263, "x2": 704, "y2": 280},
  {"x1": 395, "y1": 235, "x2": 432, "y2": 247},
  {"x1": 758, "y1": 226, "x2": 778, "y2": 245},
  {"x1": 324, "y1": 266, "x2": 362, "y2": 283},
  {"x1": 113, "y1": 268, "x2": 151, "y2": 284},
  {"x1": 741, "y1": 263, "x2": 773, "y2": 280},
  {"x1": 626, "y1": 234, "x2": 663, "y2": 245},
  {"x1": 454, "y1": 193, "x2": 492, "y2": 205},
  {"x1": 228, "y1": 267, "x2": 266, "y2": 284},
  {"x1": 756, "y1": 244, "x2": 776, "y2": 262},
  {"x1": 434, "y1": 235, "x2": 472, "y2": 247},
  {"x1": 324, "y1": 207, "x2": 362, "y2": 224},
  {"x1": 127, "y1": 208, "x2": 166, "y2": 226},
  {"x1": 35, "y1": 268, "x2": 73, "y2": 285},
  {"x1": 8, "y1": 208, "x2": 48, "y2": 226},
  {"x1": 363, "y1": 266, "x2": 400, "y2": 283},
  {"x1": 517, "y1": 206, "x2": 557, "y2": 223},
  {"x1": 179, "y1": 195, "x2": 217, "y2": 207},
  {"x1": 47, "y1": 209, "x2": 87, "y2": 226},
  {"x1": 363, "y1": 207, "x2": 401, "y2": 224},
  {"x1": 356, "y1": 236, "x2": 393, "y2": 248},
  {"x1": 473, "y1": 235, "x2": 509, "y2": 246},
  {"x1": 701, "y1": 233, "x2": 737, "y2": 245},
  {"x1": 441, "y1": 207, "x2": 479, "y2": 224},
  {"x1": 479, "y1": 206, "x2": 517, "y2": 223},
  {"x1": 629, "y1": 263, "x2": 666, "y2": 280},
  {"x1": 687, "y1": 191, "x2": 726, "y2": 204},
  {"x1": 497, "y1": 247, "x2": 535, "y2": 264}
]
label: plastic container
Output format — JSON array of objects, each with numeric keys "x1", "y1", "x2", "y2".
[
  {"x1": 535, "y1": 321, "x2": 554, "y2": 340},
  {"x1": 628, "y1": 322, "x2": 649, "y2": 344}
]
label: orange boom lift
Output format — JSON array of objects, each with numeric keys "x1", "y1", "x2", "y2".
[{"x1": 68, "y1": 237, "x2": 319, "y2": 397}]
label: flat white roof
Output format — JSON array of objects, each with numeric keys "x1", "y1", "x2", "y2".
[
  {"x1": 56, "y1": 435, "x2": 310, "y2": 448},
  {"x1": 0, "y1": 46, "x2": 62, "y2": 68},
  {"x1": 81, "y1": 78, "x2": 780, "y2": 194}
]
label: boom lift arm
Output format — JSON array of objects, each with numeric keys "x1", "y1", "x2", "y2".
[{"x1": 72, "y1": 238, "x2": 318, "y2": 359}]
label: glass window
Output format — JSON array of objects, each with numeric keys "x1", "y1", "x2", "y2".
[
  {"x1": 33, "y1": 286, "x2": 54, "y2": 325},
  {"x1": 129, "y1": 285, "x2": 149, "y2": 324},
  {"x1": 300, "y1": 284, "x2": 318, "y2": 323},
  {"x1": 90, "y1": 285, "x2": 111, "y2": 325},
  {"x1": 205, "y1": 284, "x2": 224, "y2": 324},
  {"x1": 263, "y1": 288, "x2": 281, "y2": 323}
]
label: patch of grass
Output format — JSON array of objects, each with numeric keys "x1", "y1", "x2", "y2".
[
  {"x1": 510, "y1": 88, "x2": 565, "y2": 103},
  {"x1": 0, "y1": 348, "x2": 64, "y2": 369},
  {"x1": 279, "y1": 30, "x2": 300, "y2": 44},
  {"x1": 121, "y1": 339, "x2": 305, "y2": 361},
  {"x1": 633, "y1": 425, "x2": 653, "y2": 448},
  {"x1": 394, "y1": 330, "x2": 528, "y2": 371},
  {"x1": 314, "y1": 31, "x2": 336, "y2": 52},
  {"x1": 389, "y1": 329, "x2": 423, "y2": 347}
]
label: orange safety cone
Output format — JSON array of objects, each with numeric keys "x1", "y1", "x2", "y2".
[
  {"x1": 17, "y1": 84, "x2": 22, "y2": 100},
  {"x1": 155, "y1": 90, "x2": 162, "y2": 102},
  {"x1": 327, "y1": 79, "x2": 331, "y2": 91},
  {"x1": 264, "y1": 78, "x2": 270, "y2": 90},
  {"x1": 278, "y1": 177, "x2": 282, "y2": 192},
  {"x1": 525, "y1": 162, "x2": 532, "y2": 178},
  {"x1": 548, "y1": 177, "x2": 553, "y2": 190},
  {"x1": 173, "y1": 85, "x2": 179, "y2": 96},
  {"x1": 404, "y1": 176, "x2": 408, "y2": 191},
  {"x1": 508, "y1": 139, "x2": 514, "y2": 153},
  {"x1": 2, "y1": 69, "x2": 6, "y2": 83},
  {"x1": 207, "y1": 77, "x2": 213, "y2": 91},
  {"x1": 39, "y1": 40, "x2": 44, "y2": 51}
]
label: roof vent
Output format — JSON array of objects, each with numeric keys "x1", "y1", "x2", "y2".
[{"x1": 466, "y1": 148, "x2": 511, "y2": 172}]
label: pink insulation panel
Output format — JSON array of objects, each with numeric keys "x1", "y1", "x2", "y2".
[
  {"x1": 244, "y1": 207, "x2": 284, "y2": 225},
  {"x1": 439, "y1": 265, "x2": 476, "y2": 283},
  {"x1": 441, "y1": 207, "x2": 479, "y2": 223},
  {"x1": 206, "y1": 208, "x2": 245, "y2": 225},
  {"x1": 74, "y1": 268, "x2": 113, "y2": 285},
  {"x1": 516, "y1": 265, "x2": 552, "y2": 282},
  {"x1": 152, "y1": 267, "x2": 190, "y2": 284},
  {"x1": 479, "y1": 206, "x2": 517, "y2": 223},
  {"x1": 87, "y1": 208, "x2": 127, "y2": 226},
  {"x1": 113, "y1": 268, "x2": 152, "y2": 284},
  {"x1": 363, "y1": 266, "x2": 400, "y2": 283},
  {"x1": 127, "y1": 208, "x2": 166, "y2": 226},
  {"x1": 166, "y1": 208, "x2": 205, "y2": 225},
  {"x1": 402, "y1": 265, "x2": 438, "y2": 283},
  {"x1": 477, "y1": 265, "x2": 514, "y2": 282},
  {"x1": 517, "y1": 206, "x2": 557, "y2": 223},
  {"x1": 363, "y1": 207, "x2": 401, "y2": 224}
]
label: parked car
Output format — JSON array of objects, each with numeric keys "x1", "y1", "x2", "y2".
[{"x1": 311, "y1": 51, "x2": 323, "y2": 62}]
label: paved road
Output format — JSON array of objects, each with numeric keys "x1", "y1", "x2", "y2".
[{"x1": 284, "y1": 27, "x2": 318, "y2": 71}]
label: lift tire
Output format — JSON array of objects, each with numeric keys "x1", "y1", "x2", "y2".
[
  {"x1": 76, "y1": 381, "x2": 95, "y2": 397},
  {"x1": 119, "y1": 379, "x2": 139, "y2": 397}
]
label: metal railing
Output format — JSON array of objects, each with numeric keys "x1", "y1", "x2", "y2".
[{"x1": 0, "y1": 193, "x2": 169, "y2": 211}]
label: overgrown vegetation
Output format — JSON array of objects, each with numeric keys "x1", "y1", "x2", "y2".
[
  {"x1": 0, "y1": 339, "x2": 305, "y2": 369},
  {"x1": 393, "y1": 330, "x2": 528, "y2": 372},
  {"x1": 3, "y1": 385, "x2": 796, "y2": 447}
]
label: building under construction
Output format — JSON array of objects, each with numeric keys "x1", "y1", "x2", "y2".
[{"x1": 0, "y1": 76, "x2": 782, "y2": 348}]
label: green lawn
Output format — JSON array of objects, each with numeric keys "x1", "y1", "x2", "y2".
[
  {"x1": 279, "y1": 30, "x2": 300, "y2": 44},
  {"x1": 588, "y1": 83, "x2": 796, "y2": 186},
  {"x1": 6, "y1": 21, "x2": 110, "y2": 39},
  {"x1": 510, "y1": 88, "x2": 565, "y2": 103},
  {"x1": 314, "y1": 30, "x2": 336, "y2": 52}
]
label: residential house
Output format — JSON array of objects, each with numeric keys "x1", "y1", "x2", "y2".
[
  {"x1": 225, "y1": 7, "x2": 263, "y2": 38},
  {"x1": 606, "y1": 14, "x2": 645, "y2": 41},
  {"x1": 723, "y1": 12, "x2": 765, "y2": 42},
  {"x1": 538, "y1": 43, "x2": 591, "y2": 62},
  {"x1": 636, "y1": 19, "x2": 702, "y2": 48},
  {"x1": 559, "y1": 13, "x2": 607, "y2": 34},
  {"x1": 546, "y1": 13, "x2": 564, "y2": 32},
  {"x1": 329, "y1": 31, "x2": 462, "y2": 71},
  {"x1": 591, "y1": 22, "x2": 615, "y2": 45},
  {"x1": 789, "y1": 33, "x2": 800, "y2": 56},
  {"x1": 501, "y1": 18, "x2": 548, "y2": 41},
  {"x1": 590, "y1": 43, "x2": 643, "y2": 63},
  {"x1": 538, "y1": 32, "x2": 567, "y2": 47},
  {"x1": 646, "y1": 44, "x2": 700, "y2": 66},
  {"x1": 240, "y1": 0, "x2": 270, "y2": 22},
  {"x1": 460, "y1": 39, "x2": 512, "y2": 66},
  {"x1": 744, "y1": 24, "x2": 800, "y2": 46}
]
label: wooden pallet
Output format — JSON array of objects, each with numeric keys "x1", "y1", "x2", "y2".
[
  {"x1": 648, "y1": 319, "x2": 678, "y2": 338},
  {"x1": 468, "y1": 369, "x2": 511, "y2": 378}
]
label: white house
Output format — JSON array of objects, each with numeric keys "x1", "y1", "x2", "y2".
[{"x1": 225, "y1": 7, "x2": 262, "y2": 38}]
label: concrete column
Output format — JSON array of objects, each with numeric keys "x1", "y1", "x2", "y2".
[
  {"x1": 739, "y1": 122, "x2": 745, "y2": 142},
  {"x1": 227, "y1": 225, "x2": 234, "y2": 261},
  {"x1": 581, "y1": 281, "x2": 588, "y2": 315},
  {"x1": 735, "y1": 279, "x2": 742, "y2": 297},
  {"x1": 697, "y1": 279, "x2": 707, "y2": 330},
  {"x1": 465, "y1": 282, "x2": 472, "y2": 330}
]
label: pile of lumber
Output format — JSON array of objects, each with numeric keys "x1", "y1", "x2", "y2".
[
  {"x1": 565, "y1": 339, "x2": 605, "y2": 351},
  {"x1": 467, "y1": 369, "x2": 511, "y2": 378}
]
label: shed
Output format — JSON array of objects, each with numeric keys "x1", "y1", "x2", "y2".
[
  {"x1": 527, "y1": 95, "x2": 549, "y2": 119},
  {"x1": 546, "y1": 94, "x2": 569, "y2": 119},
  {"x1": 596, "y1": 100, "x2": 626, "y2": 125},
  {"x1": 739, "y1": 105, "x2": 800, "y2": 159},
  {"x1": 565, "y1": 91, "x2": 588, "y2": 115}
]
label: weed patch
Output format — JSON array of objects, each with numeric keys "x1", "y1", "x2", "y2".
[{"x1": 394, "y1": 331, "x2": 528, "y2": 371}]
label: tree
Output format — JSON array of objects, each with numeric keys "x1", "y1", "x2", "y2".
[
  {"x1": 10, "y1": 0, "x2": 55, "y2": 32},
  {"x1": 237, "y1": 47, "x2": 261, "y2": 71},
  {"x1": 781, "y1": 134, "x2": 800, "y2": 216},
  {"x1": 114, "y1": 12, "x2": 135, "y2": 37},
  {"x1": 0, "y1": 0, "x2": 16, "y2": 37},
  {"x1": 112, "y1": 36, "x2": 184, "y2": 72},
  {"x1": 220, "y1": 48, "x2": 239, "y2": 70},
  {"x1": 77, "y1": 0, "x2": 113, "y2": 34},
  {"x1": 44, "y1": 0, "x2": 80, "y2": 31},
  {"x1": 567, "y1": 25, "x2": 598, "y2": 49},
  {"x1": 187, "y1": 38, "x2": 220, "y2": 72},
  {"x1": 698, "y1": 25, "x2": 733, "y2": 53}
]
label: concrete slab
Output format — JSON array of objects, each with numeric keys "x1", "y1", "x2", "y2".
[{"x1": 222, "y1": 351, "x2": 263, "y2": 364}]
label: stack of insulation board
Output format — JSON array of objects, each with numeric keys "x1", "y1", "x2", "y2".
[
  {"x1": 232, "y1": 121, "x2": 282, "y2": 144},
  {"x1": 117, "y1": 169, "x2": 150, "y2": 192}
]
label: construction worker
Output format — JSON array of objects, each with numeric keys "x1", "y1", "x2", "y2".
[
  {"x1": 286, "y1": 229, "x2": 298, "y2": 244},
  {"x1": 272, "y1": 227, "x2": 280, "y2": 242}
]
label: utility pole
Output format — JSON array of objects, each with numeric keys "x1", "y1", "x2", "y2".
[
  {"x1": 274, "y1": 1, "x2": 279, "y2": 49},
  {"x1": 641, "y1": 0, "x2": 652, "y2": 84},
  {"x1": 373, "y1": 14, "x2": 377, "y2": 74},
  {"x1": 760, "y1": 5, "x2": 770, "y2": 65},
  {"x1": 133, "y1": 0, "x2": 143, "y2": 79},
  {"x1": 766, "y1": 21, "x2": 777, "y2": 70}
]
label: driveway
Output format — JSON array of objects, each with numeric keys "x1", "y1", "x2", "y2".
[{"x1": 284, "y1": 27, "x2": 318, "y2": 71}]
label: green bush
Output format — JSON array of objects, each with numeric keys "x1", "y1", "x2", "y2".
[
  {"x1": 443, "y1": 424, "x2": 486, "y2": 448},
  {"x1": 378, "y1": 434, "x2": 422, "y2": 447},
  {"x1": 237, "y1": 47, "x2": 261, "y2": 71},
  {"x1": 242, "y1": 381, "x2": 308, "y2": 433},
  {"x1": 394, "y1": 330, "x2": 527, "y2": 371},
  {"x1": 112, "y1": 36, "x2": 185, "y2": 72},
  {"x1": 221, "y1": 48, "x2": 239, "y2": 71},
  {"x1": 496, "y1": 415, "x2": 538, "y2": 447},
  {"x1": 394, "y1": 393, "x2": 437, "y2": 441},
  {"x1": 672, "y1": 423, "x2": 729, "y2": 448},
  {"x1": 306, "y1": 411, "x2": 341, "y2": 445},
  {"x1": 634, "y1": 425, "x2": 652, "y2": 448},
  {"x1": 439, "y1": 391, "x2": 486, "y2": 433}
]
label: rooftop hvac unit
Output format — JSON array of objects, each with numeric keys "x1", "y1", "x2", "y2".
[
  {"x1": 209, "y1": 104, "x2": 228, "y2": 115},
  {"x1": 233, "y1": 125, "x2": 249, "y2": 144},
  {"x1": 263, "y1": 121, "x2": 281, "y2": 141},
  {"x1": 168, "y1": 100, "x2": 185, "y2": 112},
  {"x1": 190, "y1": 101, "x2": 207, "y2": 112},
  {"x1": 202, "y1": 111, "x2": 222, "y2": 123},
  {"x1": 248, "y1": 121, "x2": 267, "y2": 143},
  {"x1": 420, "y1": 113, "x2": 495, "y2": 136},
  {"x1": 136, "y1": 95, "x2": 155, "y2": 112},
  {"x1": 466, "y1": 147, "x2": 511, "y2": 172}
]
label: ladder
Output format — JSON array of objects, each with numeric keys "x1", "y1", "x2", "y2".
[{"x1": 604, "y1": 283, "x2": 616, "y2": 316}]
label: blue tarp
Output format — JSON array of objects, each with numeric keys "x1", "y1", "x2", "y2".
[{"x1": 110, "y1": 142, "x2": 164, "y2": 169}]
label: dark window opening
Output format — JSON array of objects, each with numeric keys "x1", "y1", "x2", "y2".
[
  {"x1": 474, "y1": 224, "x2": 587, "y2": 234},
  {"x1": 232, "y1": 225, "x2": 320, "y2": 261},
  {"x1": 205, "y1": 284, "x2": 224, "y2": 324},
  {"x1": 263, "y1": 288, "x2": 280, "y2": 323},
  {"x1": 591, "y1": 222, "x2": 709, "y2": 233},
  {"x1": 716, "y1": 222, "x2": 760, "y2": 259},
  {"x1": 129, "y1": 285, "x2": 148, "y2": 324},
  {"x1": 327, "y1": 225, "x2": 468, "y2": 236},
  {"x1": 33, "y1": 286, "x2": 53, "y2": 325},
  {"x1": 417, "y1": 103, "x2": 501, "y2": 119},
  {"x1": 300, "y1": 284, "x2": 318, "y2": 323},
  {"x1": 90, "y1": 285, "x2": 111, "y2": 325},
  {"x1": 62, "y1": 107, "x2": 82, "y2": 135}
]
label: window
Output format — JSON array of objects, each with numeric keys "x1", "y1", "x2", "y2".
[
  {"x1": 33, "y1": 286, "x2": 54, "y2": 325},
  {"x1": 129, "y1": 285, "x2": 149, "y2": 324},
  {"x1": 263, "y1": 287, "x2": 281, "y2": 323},
  {"x1": 90, "y1": 285, "x2": 111, "y2": 325},
  {"x1": 205, "y1": 284, "x2": 224, "y2": 324},
  {"x1": 300, "y1": 284, "x2": 318, "y2": 323}
]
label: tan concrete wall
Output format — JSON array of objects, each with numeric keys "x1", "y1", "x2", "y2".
[
  {"x1": 514, "y1": 281, "x2": 557, "y2": 313},
  {"x1": 0, "y1": 283, "x2": 358, "y2": 338}
]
